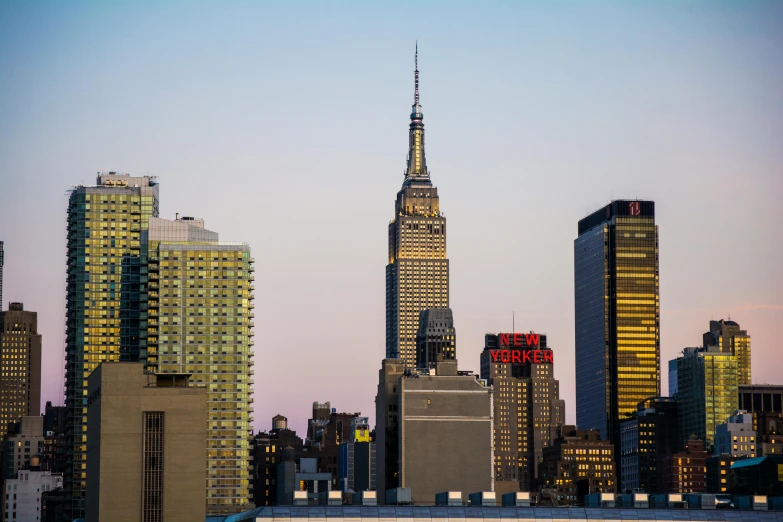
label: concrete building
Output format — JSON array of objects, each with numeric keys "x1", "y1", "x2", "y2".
[
  {"x1": 85, "y1": 362, "x2": 207, "y2": 522},
  {"x1": 671, "y1": 346, "x2": 738, "y2": 449},
  {"x1": 538, "y1": 426, "x2": 616, "y2": 505},
  {"x1": 144, "y1": 215, "x2": 255, "y2": 514},
  {"x1": 251, "y1": 416, "x2": 304, "y2": 507},
  {"x1": 386, "y1": 49, "x2": 449, "y2": 370},
  {"x1": 0, "y1": 303, "x2": 42, "y2": 436},
  {"x1": 574, "y1": 200, "x2": 660, "y2": 449},
  {"x1": 3, "y1": 468, "x2": 62, "y2": 522},
  {"x1": 704, "y1": 319, "x2": 751, "y2": 386},
  {"x1": 376, "y1": 358, "x2": 493, "y2": 504},
  {"x1": 64, "y1": 172, "x2": 160, "y2": 519},
  {"x1": 714, "y1": 411, "x2": 757, "y2": 458},
  {"x1": 1, "y1": 417, "x2": 44, "y2": 480},
  {"x1": 619, "y1": 397, "x2": 679, "y2": 493},
  {"x1": 663, "y1": 435, "x2": 707, "y2": 493},
  {"x1": 415, "y1": 308, "x2": 456, "y2": 369},
  {"x1": 479, "y1": 332, "x2": 564, "y2": 492}
]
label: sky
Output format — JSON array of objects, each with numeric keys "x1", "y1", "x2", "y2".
[{"x1": 0, "y1": 1, "x2": 781, "y2": 436}]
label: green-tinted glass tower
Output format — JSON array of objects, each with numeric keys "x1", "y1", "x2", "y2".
[
  {"x1": 145, "y1": 216, "x2": 254, "y2": 514},
  {"x1": 64, "y1": 172, "x2": 159, "y2": 519},
  {"x1": 672, "y1": 346, "x2": 738, "y2": 449}
]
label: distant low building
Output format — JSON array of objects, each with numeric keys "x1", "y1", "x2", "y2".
[
  {"x1": 251, "y1": 415, "x2": 304, "y2": 507},
  {"x1": 1, "y1": 417, "x2": 44, "y2": 480},
  {"x1": 714, "y1": 411, "x2": 757, "y2": 458},
  {"x1": 706, "y1": 454, "x2": 744, "y2": 494},
  {"x1": 538, "y1": 425, "x2": 616, "y2": 505},
  {"x1": 277, "y1": 455, "x2": 332, "y2": 505},
  {"x1": 730, "y1": 455, "x2": 783, "y2": 496},
  {"x1": 664, "y1": 435, "x2": 707, "y2": 493},
  {"x1": 338, "y1": 417, "x2": 375, "y2": 493},
  {"x1": 3, "y1": 468, "x2": 62, "y2": 522}
]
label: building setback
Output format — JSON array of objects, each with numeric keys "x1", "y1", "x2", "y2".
[
  {"x1": 376, "y1": 358, "x2": 493, "y2": 504},
  {"x1": 538, "y1": 426, "x2": 616, "y2": 505},
  {"x1": 415, "y1": 308, "x2": 456, "y2": 369},
  {"x1": 672, "y1": 346, "x2": 738, "y2": 449},
  {"x1": 144, "y1": 216, "x2": 255, "y2": 514},
  {"x1": 0, "y1": 303, "x2": 42, "y2": 435},
  {"x1": 704, "y1": 319, "x2": 751, "y2": 386},
  {"x1": 64, "y1": 172, "x2": 159, "y2": 519},
  {"x1": 85, "y1": 362, "x2": 207, "y2": 522},
  {"x1": 479, "y1": 332, "x2": 564, "y2": 492},
  {"x1": 574, "y1": 200, "x2": 660, "y2": 448},
  {"x1": 386, "y1": 49, "x2": 449, "y2": 370},
  {"x1": 619, "y1": 397, "x2": 678, "y2": 494}
]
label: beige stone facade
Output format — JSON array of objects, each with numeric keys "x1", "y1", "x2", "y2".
[{"x1": 85, "y1": 362, "x2": 207, "y2": 522}]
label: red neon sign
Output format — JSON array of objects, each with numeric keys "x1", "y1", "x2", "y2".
[{"x1": 490, "y1": 332, "x2": 553, "y2": 364}]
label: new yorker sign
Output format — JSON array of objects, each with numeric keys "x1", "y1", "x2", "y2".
[{"x1": 489, "y1": 332, "x2": 553, "y2": 364}]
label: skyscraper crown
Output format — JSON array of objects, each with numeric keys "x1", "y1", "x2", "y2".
[{"x1": 404, "y1": 43, "x2": 430, "y2": 186}]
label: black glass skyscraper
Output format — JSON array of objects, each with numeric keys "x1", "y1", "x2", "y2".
[{"x1": 574, "y1": 200, "x2": 660, "y2": 446}]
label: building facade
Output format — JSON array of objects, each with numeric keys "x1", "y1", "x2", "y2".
[
  {"x1": 85, "y1": 362, "x2": 207, "y2": 522},
  {"x1": 144, "y1": 216, "x2": 255, "y2": 514},
  {"x1": 706, "y1": 453, "x2": 742, "y2": 494},
  {"x1": 704, "y1": 319, "x2": 751, "y2": 386},
  {"x1": 376, "y1": 358, "x2": 493, "y2": 504},
  {"x1": 252, "y1": 416, "x2": 304, "y2": 507},
  {"x1": 64, "y1": 172, "x2": 159, "y2": 518},
  {"x1": 714, "y1": 410, "x2": 757, "y2": 458},
  {"x1": 4, "y1": 469, "x2": 62, "y2": 522},
  {"x1": 673, "y1": 346, "x2": 738, "y2": 449},
  {"x1": 538, "y1": 426, "x2": 616, "y2": 505},
  {"x1": 415, "y1": 308, "x2": 456, "y2": 369},
  {"x1": 338, "y1": 417, "x2": 375, "y2": 493},
  {"x1": 739, "y1": 384, "x2": 783, "y2": 415},
  {"x1": 479, "y1": 332, "x2": 564, "y2": 492},
  {"x1": 386, "y1": 50, "x2": 449, "y2": 369},
  {"x1": 0, "y1": 303, "x2": 42, "y2": 435},
  {"x1": 1, "y1": 417, "x2": 44, "y2": 481},
  {"x1": 619, "y1": 397, "x2": 678, "y2": 494},
  {"x1": 574, "y1": 200, "x2": 660, "y2": 446},
  {"x1": 663, "y1": 435, "x2": 707, "y2": 493}
]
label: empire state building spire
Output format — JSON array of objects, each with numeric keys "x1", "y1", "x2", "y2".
[{"x1": 404, "y1": 43, "x2": 429, "y2": 185}]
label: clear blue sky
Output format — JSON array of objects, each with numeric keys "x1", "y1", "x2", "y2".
[{"x1": 1, "y1": 1, "x2": 781, "y2": 435}]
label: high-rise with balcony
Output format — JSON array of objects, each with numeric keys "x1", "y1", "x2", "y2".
[
  {"x1": 386, "y1": 47, "x2": 449, "y2": 369},
  {"x1": 574, "y1": 200, "x2": 660, "y2": 447},
  {"x1": 64, "y1": 172, "x2": 159, "y2": 519},
  {"x1": 144, "y1": 216, "x2": 254, "y2": 514}
]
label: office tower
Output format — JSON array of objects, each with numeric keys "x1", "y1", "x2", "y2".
[
  {"x1": 479, "y1": 332, "x2": 564, "y2": 492},
  {"x1": 0, "y1": 240, "x2": 4, "y2": 309},
  {"x1": 64, "y1": 172, "x2": 159, "y2": 518},
  {"x1": 663, "y1": 435, "x2": 707, "y2": 493},
  {"x1": 704, "y1": 319, "x2": 751, "y2": 386},
  {"x1": 386, "y1": 48, "x2": 449, "y2": 369},
  {"x1": 85, "y1": 362, "x2": 207, "y2": 522},
  {"x1": 4, "y1": 468, "x2": 62, "y2": 522},
  {"x1": 673, "y1": 346, "x2": 738, "y2": 449},
  {"x1": 538, "y1": 426, "x2": 616, "y2": 505},
  {"x1": 338, "y1": 417, "x2": 376, "y2": 493},
  {"x1": 714, "y1": 410, "x2": 757, "y2": 458},
  {"x1": 376, "y1": 358, "x2": 493, "y2": 504},
  {"x1": 619, "y1": 397, "x2": 679, "y2": 493},
  {"x1": 144, "y1": 216, "x2": 254, "y2": 514},
  {"x1": 1, "y1": 416, "x2": 44, "y2": 480},
  {"x1": 251, "y1": 416, "x2": 304, "y2": 507},
  {"x1": 574, "y1": 200, "x2": 660, "y2": 446},
  {"x1": 0, "y1": 303, "x2": 42, "y2": 435},
  {"x1": 415, "y1": 308, "x2": 456, "y2": 369}
]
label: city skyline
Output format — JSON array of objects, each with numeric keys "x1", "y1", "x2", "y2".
[{"x1": 1, "y1": 1, "x2": 782, "y2": 438}]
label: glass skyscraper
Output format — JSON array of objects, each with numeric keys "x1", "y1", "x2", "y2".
[
  {"x1": 64, "y1": 172, "x2": 159, "y2": 518},
  {"x1": 386, "y1": 48, "x2": 449, "y2": 369},
  {"x1": 145, "y1": 216, "x2": 254, "y2": 514},
  {"x1": 574, "y1": 200, "x2": 660, "y2": 445}
]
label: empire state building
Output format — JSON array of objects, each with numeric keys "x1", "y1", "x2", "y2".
[{"x1": 386, "y1": 48, "x2": 449, "y2": 369}]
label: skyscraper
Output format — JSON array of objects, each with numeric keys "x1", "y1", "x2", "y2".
[
  {"x1": 574, "y1": 200, "x2": 660, "y2": 446},
  {"x1": 704, "y1": 319, "x2": 751, "y2": 386},
  {"x1": 144, "y1": 216, "x2": 254, "y2": 514},
  {"x1": 479, "y1": 332, "x2": 565, "y2": 492},
  {"x1": 0, "y1": 303, "x2": 42, "y2": 436},
  {"x1": 0, "y1": 240, "x2": 4, "y2": 310},
  {"x1": 64, "y1": 172, "x2": 159, "y2": 519},
  {"x1": 415, "y1": 307, "x2": 456, "y2": 369},
  {"x1": 386, "y1": 47, "x2": 449, "y2": 369}
]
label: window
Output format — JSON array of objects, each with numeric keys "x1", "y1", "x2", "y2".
[{"x1": 142, "y1": 412, "x2": 164, "y2": 522}]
